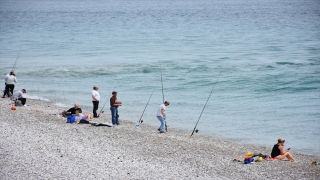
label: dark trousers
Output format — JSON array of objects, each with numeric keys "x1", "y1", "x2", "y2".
[
  {"x1": 3, "y1": 84, "x2": 14, "y2": 97},
  {"x1": 18, "y1": 98, "x2": 26, "y2": 105},
  {"x1": 92, "y1": 101, "x2": 99, "y2": 117}
]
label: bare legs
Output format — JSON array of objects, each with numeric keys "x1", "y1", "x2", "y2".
[
  {"x1": 275, "y1": 152, "x2": 297, "y2": 162},
  {"x1": 86, "y1": 113, "x2": 93, "y2": 120}
]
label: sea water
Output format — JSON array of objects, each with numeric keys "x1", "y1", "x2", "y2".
[{"x1": 0, "y1": 0, "x2": 319, "y2": 156}]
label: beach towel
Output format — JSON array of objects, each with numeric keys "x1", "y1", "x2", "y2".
[
  {"x1": 78, "y1": 119, "x2": 90, "y2": 124},
  {"x1": 253, "y1": 153, "x2": 268, "y2": 159},
  {"x1": 91, "y1": 123, "x2": 113, "y2": 127}
]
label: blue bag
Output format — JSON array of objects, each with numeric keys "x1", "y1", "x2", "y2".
[{"x1": 67, "y1": 116, "x2": 76, "y2": 123}]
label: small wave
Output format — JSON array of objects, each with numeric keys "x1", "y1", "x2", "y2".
[
  {"x1": 25, "y1": 95, "x2": 50, "y2": 101},
  {"x1": 299, "y1": 78, "x2": 320, "y2": 86},
  {"x1": 19, "y1": 65, "x2": 161, "y2": 78},
  {"x1": 54, "y1": 102, "x2": 69, "y2": 108},
  {"x1": 273, "y1": 86, "x2": 318, "y2": 92},
  {"x1": 276, "y1": 62, "x2": 301, "y2": 66},
  {"x1": 142, "y1": 68, "x2": 152, "y2": 73}
]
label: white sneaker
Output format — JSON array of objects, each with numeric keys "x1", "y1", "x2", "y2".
[{"x1": 23, "y1": 104, "x2": 27, "y2": 107}]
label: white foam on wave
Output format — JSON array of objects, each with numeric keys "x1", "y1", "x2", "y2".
[
  {"x1": 25, "y1": 95, "x2": 50, "y2": 102},
  {"x1": 54, "y1": 102, "x2": 69, "y2": 108}
]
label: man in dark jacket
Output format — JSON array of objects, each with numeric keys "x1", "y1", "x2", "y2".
[{"x1": 60, "y1": 103, "x2": 82, "y2": 117}]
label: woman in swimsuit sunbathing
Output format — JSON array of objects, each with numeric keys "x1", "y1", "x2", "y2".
[
  {"x1": 271, "y1": 138, "x2": 297, "y2": 162},
  {"x1": 75, "y1": 110, "x2": 93, "y2": 121}
]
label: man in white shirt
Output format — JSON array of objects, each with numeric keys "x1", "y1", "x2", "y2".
[
  {"x1": 92, "y1": 86, "x2": 100, "y2": 118},
  {"x1": 13, "y1": 89, "x2": 27, "y2": 106},
  {"x1": 156, "y1": 101, "x2": 170, "y2": 133},
  {"x1": 2, "y1": 72, "x2": 17, "y2": 98},
  {"x1": 3, "y1": 71, "x2": 12, "y2": 97},
  {"x1": 5, "y1": 71, "x2": 13, "y2": 83}
]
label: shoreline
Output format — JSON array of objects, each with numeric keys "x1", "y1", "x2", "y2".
[{"x1": 1, "y1": 98, "x2": 319, "y2": 179}]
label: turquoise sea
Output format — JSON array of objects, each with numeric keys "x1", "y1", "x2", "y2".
[{"x1": 1, "y1": 0, "x2": 319, "y2": 156}]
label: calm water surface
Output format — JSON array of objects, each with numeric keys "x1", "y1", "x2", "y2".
[{"x1": 1, "y1": 0, "x2": 320, "y2": 156}]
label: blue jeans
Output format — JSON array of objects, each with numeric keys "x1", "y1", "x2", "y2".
[
  {"x1": 110, "y1": 107, "x2": 119, "y2": 125},
  {"x1": 157, "y1": 116, "x2": 166, "y2": 132}
]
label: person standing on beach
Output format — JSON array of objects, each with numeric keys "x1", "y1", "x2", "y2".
[
  {"x1": 3, "y1": 71, "x2": 14, "y2": 97},
  {"x1": 2, "y1": 72, "x2": 17, "y2": 98},
  {"x1": 156, "y1": 101, "x2": 170, "y2": 133},
  {"x1": 4, "y1": 71, "x2": 14, "y2": 85},
  {"x1": 12, "y1": 89, "x2": 27, "y2": 106},
  {"x1": 92, "y1": 86, "x2": 100, "y2": 118},
  {"x1": 110, "y1": 91, "x2": 122, "y2": 125}
]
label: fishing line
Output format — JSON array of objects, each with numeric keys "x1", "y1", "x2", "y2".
[
  {"x1": 38, "y1": 85, "x2": 40, "y2": 100},
  {"x1": 98, "y1": 82, "x2": 119, "y2": 117},
  {"x1": 12, "y1": 48, "x2": 21, "y2": 72},
  {"x1": 63, "y1": 90, "x2": 65, "y2": 105},
  {"x1": 54, "y1": 87, "x2": 56, "y2": 105},
  {"x1": 182, "y1": 68, "x2": 193, "y2": 76},
  {"x1": 190, "y1": 71, "x2": 222, "y2": 139},
  {"x1": 160, "y1": 63, "x2": 164, "y2": 103}
]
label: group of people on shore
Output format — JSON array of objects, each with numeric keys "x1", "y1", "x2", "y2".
[
  {"x1": 3, "y1": 72, "x2": 296, "y2": 161},
  {"x1": 2, "y1": 71, "x2": 27, "y2": 106},
  {"x1": 61, "y1": 85, "x2": 170, "y2": 133},
  {"x1": 91, "y1": 86, "x2": 123, "y2": 125},
  {"x1": 60, "y1": 86, "x2": 124, "y2": 126}
]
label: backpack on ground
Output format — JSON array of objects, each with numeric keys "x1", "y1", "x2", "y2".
[{"x1": 67, "y1": 116, "x2": 76, "y2": 123}]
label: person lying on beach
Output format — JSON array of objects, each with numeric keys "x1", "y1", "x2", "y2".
[
  {"x1": 74, "y1": 110, "x2": 93, "y2": 121},
  {"x1": 60, "y1": 103, "x2": 82, "y2": 117},
  {"x1": 271, "y1": 138, "x2": 297, "y2": 162},
  {"x1": 12, "y1": 89, "x2": 27, "y2": 106}
]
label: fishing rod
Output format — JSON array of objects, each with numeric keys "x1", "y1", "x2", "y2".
[
  {"x1": 137, "y1": 64, "x2": 167, "y2": 127},
  {"x1": 12, "y1": 48, "x2": 21, "y2": 72},
  {"x1": 159, "y1": 63, "x2": 169, "y2": 131},
  {"x1": 137, "y1": 66, "x2": 193, "y2": 129},
  {"x1": 138, "y1": 86, "x2": 157, "y2": 124},
  {"x1": 190, "y1": 71, "x2": 222, "y2": 139},
  {"x1": 98, "y1": 82, "x2": 118, "y2": 117}
]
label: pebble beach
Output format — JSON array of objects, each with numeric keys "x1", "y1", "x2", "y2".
[{"x1": 0, "y1": 98, "x2": 319, "y2": 180}]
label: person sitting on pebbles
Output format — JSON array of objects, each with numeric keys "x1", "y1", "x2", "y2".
[
  {"x1": 60, "y1": 103, "x2": 82, "y2": 117},
  {"x1": 12, "y1": 89, "x2": 27, "y2": 106},
  {"x1": 271, "y1": 138, "x2": 297, "y2": 162}
]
